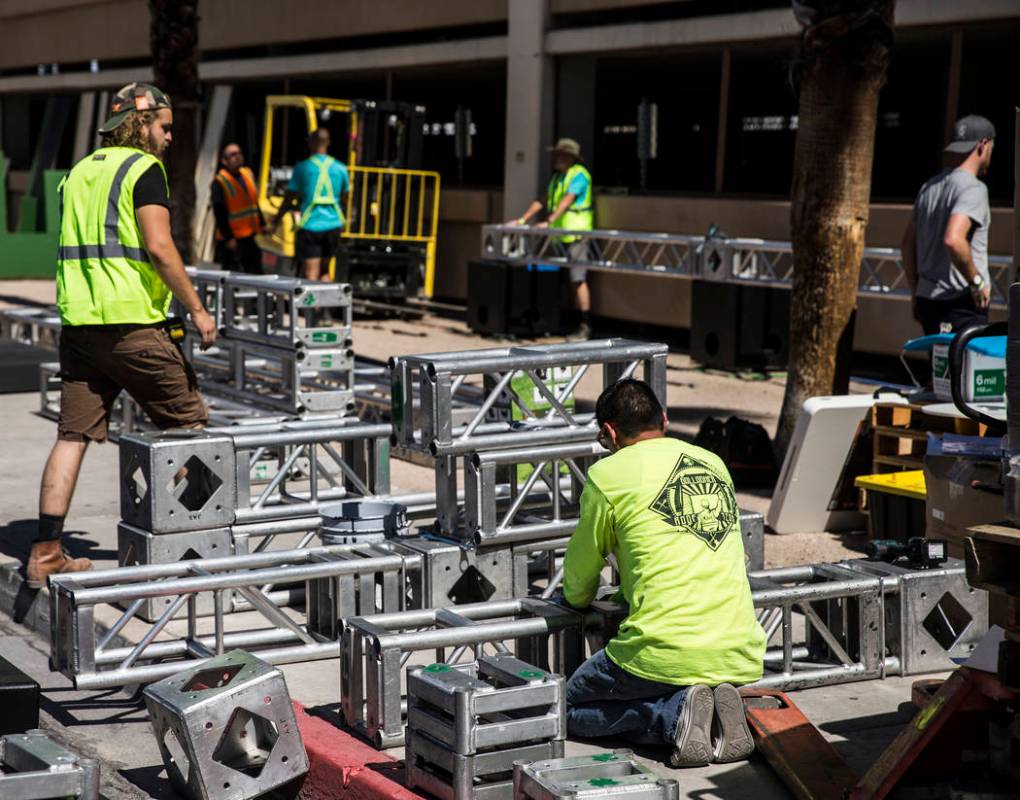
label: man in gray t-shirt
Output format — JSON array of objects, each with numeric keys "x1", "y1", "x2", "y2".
[{"x1": 902, "y1": 114, "x2": 996, "y2": 335}]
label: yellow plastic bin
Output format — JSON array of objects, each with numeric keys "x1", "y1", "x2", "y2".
[{"x1": 855, "y1": 471, "x2": 927, "y2": 541}]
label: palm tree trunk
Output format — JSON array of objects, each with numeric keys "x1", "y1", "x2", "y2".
[
  {"x1": 775, "y1": 2, "x2": 895, "y2": 459},
  {"x1": 149, "y1": 0, "x2": 200, "y2": 263}
]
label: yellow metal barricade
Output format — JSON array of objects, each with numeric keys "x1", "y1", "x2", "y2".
[{"x1": 343, "y1": 166, "x2": 441, "y2": 297}]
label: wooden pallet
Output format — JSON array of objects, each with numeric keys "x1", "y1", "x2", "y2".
[{"x1": 870, "y1": 402, "x2": 978, "y2": 474}]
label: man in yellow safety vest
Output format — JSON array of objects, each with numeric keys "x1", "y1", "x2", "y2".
[
  {"x1": 26, "y1": 83, "x2": 217, "y2": 588},
  {"x1": 509, "y1": 137, "x2": 594, "y2": 339}
]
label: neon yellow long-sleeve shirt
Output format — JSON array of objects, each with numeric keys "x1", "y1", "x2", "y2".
[{"x1": 563, "y1": 436, "x2": 765, "y2": 686}]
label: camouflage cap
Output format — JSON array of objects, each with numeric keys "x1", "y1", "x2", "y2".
[{"x1": 97, "y1": 82, "x2": 172, "y2": 134}]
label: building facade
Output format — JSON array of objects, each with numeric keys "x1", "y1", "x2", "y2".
[{"x1": 0, "y1": 0, "x2": 1016, "y2": 347}]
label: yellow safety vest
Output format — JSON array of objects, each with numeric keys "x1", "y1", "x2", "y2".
[
  {"x1": 547, "y1": 163, "x2": 593, "y2": 244},
  {"x1": 57, "y1": 147, "x2": 171, "y2": 325},
  {"x1": 298, "y1": 154, "x2": 344, "y2": 230}
]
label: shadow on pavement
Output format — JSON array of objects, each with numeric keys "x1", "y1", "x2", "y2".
[
  {"x1": 40, "y1": 685, "x2": 149, "y2": 728},
  {"x1": 119, "y1": 764, "x2": 179, "y2": 799}
]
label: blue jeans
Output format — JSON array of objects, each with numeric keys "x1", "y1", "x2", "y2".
[{"x1": 565, "y1": 649, "x2": 689, "y2": 746}]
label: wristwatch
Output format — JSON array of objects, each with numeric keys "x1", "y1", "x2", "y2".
[{"x1": 970, "y1": 274, "x2": 985, "y2": 290}]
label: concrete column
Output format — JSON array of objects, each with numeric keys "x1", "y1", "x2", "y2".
[
  {"x1": 503, "y1": 0, "x2": 552, "y2": 218},
  {"x1": 555, "y1": 55, "x2": 596, "y2": 175}
]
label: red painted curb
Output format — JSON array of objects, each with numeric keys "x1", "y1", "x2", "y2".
[{"x1": 292, "y1": 701, "x2": 424, "y2": 800}]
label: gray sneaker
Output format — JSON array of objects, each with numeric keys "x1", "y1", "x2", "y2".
[
  {"x1": 712, "y1": 683, "x2": 754, "y2": 763},
  {"x1": 669, "y1": 684, "x2": 714, "y2": 768}
]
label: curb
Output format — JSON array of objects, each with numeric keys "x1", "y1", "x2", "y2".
[{"x1": 292, "y1": 701, "x2": 423, "y2": 800}]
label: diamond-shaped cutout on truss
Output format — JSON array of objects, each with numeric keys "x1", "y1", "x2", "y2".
[
  {"x1": 166, "y1": 455, "x2": 223, "y2": 512},
  {"x1": 182, "y1": 664, "x2": 242, "y2": 693},
  {"x1": 212, "y1": 708, "x2": 279, "y2": 778},
  {"x1": 125, "y1": 457, "x2": 148, "y2": 507},
  {"x1": 922, "y1": 591, "x2": 973, "y2": 652}
]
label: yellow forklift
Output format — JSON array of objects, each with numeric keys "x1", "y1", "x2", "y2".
[{"x1": 255, "y1": 95, "x2": 441, "y2": 300}]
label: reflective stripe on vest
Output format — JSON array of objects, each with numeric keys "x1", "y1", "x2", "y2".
[
  {"x1": 547, "y1": 163, "x2": 593, "y2": 244},
  {"x1": 297, "y1": 155, "x2": 343, "y2": 229},
  {"x1": 57, "y1": 147, "x2": 172, "y2": 326},
  {"x1": 214, "y1": 166, "x2": 260, "y2": 240}
]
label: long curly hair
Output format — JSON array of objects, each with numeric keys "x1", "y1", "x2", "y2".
[{"x1": 101, "y1": 110, "x2": 158, "y2": 153}]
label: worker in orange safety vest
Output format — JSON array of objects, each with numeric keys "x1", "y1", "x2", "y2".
[{"x1": 212, "y1": 142, "x2": 264, "y2": 274}]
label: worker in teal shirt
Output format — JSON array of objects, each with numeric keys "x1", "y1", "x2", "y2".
[
  {"x1": 562, "y1": 379, "x2": 764, "y2": 768},
  {"x1": 272, "y1": 128, "x2": 349, "y2": 281}
]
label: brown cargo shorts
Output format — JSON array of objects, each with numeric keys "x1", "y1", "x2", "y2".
[{"x1": 58, "y1": 324, "x2": 208, "y2": 442}]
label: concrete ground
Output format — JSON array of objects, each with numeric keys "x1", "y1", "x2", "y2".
[{"x1": 0, "y1": 280, "x2": 921, "y2": 799}]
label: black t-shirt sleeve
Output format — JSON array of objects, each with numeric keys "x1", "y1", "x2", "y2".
[{"x1": 133, "y1": 164, "x2": 170, "y2": 210}]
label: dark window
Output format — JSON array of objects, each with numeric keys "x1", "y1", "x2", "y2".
[
  {"x1": 871, "y1": 30, "x2": 951, "y2": 202},
  {"x1": 958, "y1": 22, "x2": 1018, "y2": 205},
  {"x1": 593, "y1": 50, "x2": 720, "y2": 193},
  {"x1": 722, "y1": 43, "x2": 798, "y2": 196},
  {"x1": 388, "y1": 63, "x2": 506, "y2": 187}
]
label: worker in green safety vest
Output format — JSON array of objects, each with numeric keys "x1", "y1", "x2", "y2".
[
  {"x1": 509, "y1": 137, "x2": 594, "y2": 340},
  {"x1": 272, "y1": 128, "x2": 350, "y2": 282},
  {"x1": 27, "y1": 83, "x2": 217, "y2": 589}
]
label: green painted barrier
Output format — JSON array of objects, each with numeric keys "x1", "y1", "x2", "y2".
[{"x1": 0, "y1": 151, "x2": 64, "y2": 279}]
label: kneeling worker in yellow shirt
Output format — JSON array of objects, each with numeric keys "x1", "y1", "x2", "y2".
[{"x1": 562, "y1": 379, "x2": 766, "y2": 767}]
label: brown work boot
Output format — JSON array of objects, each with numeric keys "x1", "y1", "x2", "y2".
[{"x1": 25, "y1": 540, "x2": 92, "y2": 589}]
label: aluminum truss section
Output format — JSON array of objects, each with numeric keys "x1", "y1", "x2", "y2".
[
  {"x1": 482, "y1": 226, "x2": 1012, "y2": 308},
  {"x1": 0, "y1": 306, "x2": 61, "y2": 348},
  {"x1": 461, "y1": 441, "x2": 606, "y2": 546},
  {"x1": 406, "y1": 655, "x2": 565, "y2": 755},
  {"x1": 393, "y1": 339, "x2": 668, "y2": 455},
  {"x1": 748, "y1": 558, "x2": 988, "y2": 690},
  {"x1": 187, "y1": 337, "x2": 356, "y2": 414},
  {"x1": 0, "y1": 730, "x2": 100, "y2": 800},
  {"x1": 514, "y1": 750, "x2": 680, "y2": 800},
  {"x1": 340, "y1": 598, "x2": 610, "y2": 748},
  {"x1": 405, "y1": 655, "x2": 566, "y2": 800},
  {"x1": 218, "y1": 273, "x2": 354, "y2": 349},
  {"x1": 49, "y1": 544, "x2": 421, "y2": 690},
  {"x1": 119, "y1": 420, "x2": 390, "y2": 535},
  {"x1": 144, "y1": 649, "x2": 308, "y2": 800},
  {"x1": 481, "y1": 224, "x2": 703, "y2": 278}
]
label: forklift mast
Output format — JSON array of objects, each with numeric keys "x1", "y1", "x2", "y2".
[
  {"x1": 352, "y1": 100, "x2": 425, "y2": 171},
  {"x1": 256, "y1": 95, "x2": 440, "y2": 300}
]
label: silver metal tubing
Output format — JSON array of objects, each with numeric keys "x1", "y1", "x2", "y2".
[
  {"x1": 351, "y1": 599, "x2": 525, "y2": 629},
  {"x1": 472, "y1": 441, "x2": 607, "y2": 467},
  {"x1": 429, "y1": 419, "x2": 598, "y2": 457},
  {"x1": 422, "y1": 342, "x2": 667, "y2": 378},
  {"x1": 374, "y1": 617, "x2": 561, "y2": 652},
  {"x1": 752, "y1": 576, "x2": 889, "y2": 606},
  {"x1": 474, "y1": 520, "x2": 578, "y2": 547},
  {"x1": 75, "y1": 641, "x2": 341, "y2": 691},
  {"x1": 52, "y1": 544, "x2": 386, "y2": 587},
  {"x1": 94, "y1": 627, "x2": 305, "y2": 666},
  {"x1": 748, "y1": 565, "x2": 821, "y2": 582},
  {"x1": 762, "y1": 647, "x2": 810, "y2": 663},
  {"x1": 73, "y1": 553, "x2": 418, "y2": 605},
  {"x1": 229, "y1": 423, "x2": 391, "y2": 449}
]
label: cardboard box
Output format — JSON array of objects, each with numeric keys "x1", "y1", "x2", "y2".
[{"x1": 924, "y1": 453, "x2": 1005, "y2": 548}]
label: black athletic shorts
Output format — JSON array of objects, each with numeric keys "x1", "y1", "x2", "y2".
[{"x1": 295, "y1": 228, "x2": 341, "y2": 262}]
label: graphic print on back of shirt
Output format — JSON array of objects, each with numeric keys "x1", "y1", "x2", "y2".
[{"x1": 649, "y1": 453, "x2": 738, "y2": 550}]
